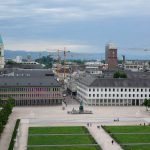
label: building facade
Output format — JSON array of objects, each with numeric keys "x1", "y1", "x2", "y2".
[
  {"x1": 77, "y1": 75, "x2": 150, "y2": 106},
  {"x1": 0, "y1": 69, "x2": 63, "y2": 106}
]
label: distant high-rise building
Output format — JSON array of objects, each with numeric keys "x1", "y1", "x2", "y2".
[
  {"x1": 105, "y1": 43, "x2": 118, "y2": 69},
  {"x1": 0, "y1": 35, "x2": 4, "y2": 68}
]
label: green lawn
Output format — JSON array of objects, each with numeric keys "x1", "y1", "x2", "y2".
[
  {"x1": 28, "y1": 126, "x2": 101, "y2": 150},
  {"x1": 103, "y1": 126, "x2": 150, "y2": 150},
  {"x1": 123, "y1": 145, "x2": 150, "y2": 150},
  {"x1": 29, "y1": 126, "x2": 88, "y2": 134},
  {"x1": 28, "y1": 135, "x2": 96, "y2": 145},
  {"x1": 28, "y1": 146, "x2": 100, "y2": 150},
  {"x1": 103, "y1": 126, "x2": 150, "y2": 133}
]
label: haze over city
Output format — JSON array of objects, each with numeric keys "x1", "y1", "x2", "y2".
[{"x1": 0, "y1": 0, "x2": 150, "y2": 58}]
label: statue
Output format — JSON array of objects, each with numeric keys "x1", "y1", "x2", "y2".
[{"x1": 79, "y1": 100, "x2": 84, "y2": 112}]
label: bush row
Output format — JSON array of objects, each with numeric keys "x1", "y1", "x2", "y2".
[
  {"x1": 0, "y1": 98, "x2": 15, "y2": 136},
  {"x1": 8, "y1": 119, "x2": 20, "y2": 150}
]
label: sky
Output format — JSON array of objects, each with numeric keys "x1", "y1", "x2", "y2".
[{"x1": 0, "y1": 0, "x2": 150, "y2": 58}]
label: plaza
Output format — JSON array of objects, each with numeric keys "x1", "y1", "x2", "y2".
[{"x1": 0, "y1": 104, "x2": 150, "y2": 150}]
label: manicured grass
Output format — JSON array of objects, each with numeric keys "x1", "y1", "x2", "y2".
[
  {"x1": 112, "y1": 134, "x2": 150, "y2": 143},
  {"x1": 28, "y1": 126, "x2": 102, "y2": 150},
  {"x1": 28, "y1": 146, "x2": 100, "y2": 150},
  {"x1": 28, "y1": 134, "x2": 96, "y2": 145},
  {"x1": 123, "y1": 145, "x2": 150, "y2": 150},
  {"x1": 103, "y1": 126, "x2": 150, "y2": 133},
  {"x1": 103, "y1": 126, "x2": 150, "y2": 150},
  {"x1": 29, "y1": 126, "x2": 88, "y2": 134}
]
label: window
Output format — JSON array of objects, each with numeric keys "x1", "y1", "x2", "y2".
[
  {"x1": 113, "y1": 89, "x2": 115, "y2": 92},
  {"x1": 89, "y1": 94, "x2": 91, "y2": 97},
  {"x1": 93, "y1": 89, "x2": 95, "y2": 92},
  {"x1": 133, "y1": 89, "x2": 135, "y2": 92},
  {"x1": 97, "y1": 94, "x2": 99, "y2": 97},
  {"x1": 137, "y1": 89, "x2": 139, "y2": 92},
  {"x1": 125, "y1": 89, "x2": 127, "y2": 92},
  {"x1": 141, "y1": 89, "x2": 143, "y2": 92},
  {"x1": 121, "y1": 89, "x2": 123, "y2": 92},
  {"x1": 105, "y1": 88, "x2": 107, "y2": 92},
  {"x1": 129, "y1": 89, "x2": 131, "y2": 92},
  {"x1": 109, "y1": 89, "x2": 111, "y2": 92},
  {"x1": 89, "y1": 89, "x2": 91, "y2": 92},
  {"x1": 97, "y1": 89, "x2": 99, "y2": 92},
  {"x1": 93, "y1": 94, "x2": 95, "y2": 97}
]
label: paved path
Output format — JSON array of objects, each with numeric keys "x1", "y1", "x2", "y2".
[{"x1": 88, "y1": 124, "x2": 123, "y2": 150}]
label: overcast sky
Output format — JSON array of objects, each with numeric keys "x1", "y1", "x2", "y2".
[{"x1": 0, "y1": 0, "x2": 150, "y2": 57}]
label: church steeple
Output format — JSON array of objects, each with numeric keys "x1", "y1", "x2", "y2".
[{"x1": 0, "y1": 35, "x2": 4, "y2": 68}]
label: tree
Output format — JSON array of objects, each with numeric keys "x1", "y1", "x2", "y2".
[
  {"x1": 143, "y1": 99, "x2": 150, "y2": 111},
  {"x1": 113, "y1": 71, "x2": 127, "y2": 78}
]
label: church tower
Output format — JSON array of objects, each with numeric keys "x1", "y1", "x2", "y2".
[{"x1": 0, "y1": 35, "x2": 4, "y2": 68}]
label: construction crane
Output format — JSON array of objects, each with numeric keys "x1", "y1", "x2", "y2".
[{"x1": 46, "y1": 48, "x2": 70, "y2": 81}]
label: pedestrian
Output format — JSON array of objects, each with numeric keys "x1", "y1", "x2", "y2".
[{"x1": 112, "y1": 140, "x2": 114, "y2": 145}]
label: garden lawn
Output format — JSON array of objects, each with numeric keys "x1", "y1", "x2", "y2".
[
  {"x1": 28, "y1": 134, "x2": 96, "y2": 145},
  {"x1": 103, "y1": 126, "x2": 150, "y2": 150},
  {"x1": 28, "y1": 146, "x2": 100, "y2": 150},
  {"x1": 103, "y1": 126, "x2": 150, "y2": 133},
  {"x1": 29, "y1": 126, "x2": 88, "y2": 134}
]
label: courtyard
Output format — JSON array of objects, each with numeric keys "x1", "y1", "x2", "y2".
[{"x1": 0, "y1": 105, "x2": 150, "y2": 150}]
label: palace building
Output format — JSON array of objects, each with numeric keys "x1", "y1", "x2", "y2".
[{"x1": 77, "y1": 74, "x2": 150, "y2": 106}]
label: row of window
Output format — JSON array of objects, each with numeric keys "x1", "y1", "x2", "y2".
[
  {"x1": 0, "y1": 93, "x2": 62, "y2": 98},
  {"x1": 89, "y1": 88, "x2": 150, "y2": 92},
  {"x1": 0, "y1": 87, "x2": 60, "y2": 92},
  {"x1": 89, "y1": 94, "x2": 150, "y2": 98}
]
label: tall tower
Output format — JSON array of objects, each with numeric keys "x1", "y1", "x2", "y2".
[
  {"x1": 0, "y1": 35, "x2": 5, "y2": 68},
  {"x1": 105, "y1": 43, "x2": 118, "y2": 69}
]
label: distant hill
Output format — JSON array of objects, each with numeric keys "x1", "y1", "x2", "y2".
[
  {"x1": 4, "y1": 50, "x2": 150, "y2": 60},
  {"x1": 4, "y1": 50, "x2": 105, "y2": 61}
]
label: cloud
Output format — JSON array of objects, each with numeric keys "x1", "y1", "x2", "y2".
[
  {"x1": 1, "y1": 0, "x2": 150, "y2": 54},
  {"x1": 4, "y1": 39, "x2": 98, "y2": 53}
]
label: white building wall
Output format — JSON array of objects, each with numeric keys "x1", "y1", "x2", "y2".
[{"x1": 77, "y1": 85, "x2": 150, "y2": 106}]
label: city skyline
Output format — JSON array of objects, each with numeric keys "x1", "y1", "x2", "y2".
[{"x1": 0, "y1": 0, "x2": 150, "y2": 58}]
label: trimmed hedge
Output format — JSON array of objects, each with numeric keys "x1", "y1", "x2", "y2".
[
  {"x1": 8, "y1": 119, "x2": 20, "y2": 150},
  {"x1": 0, "y1": 98, "x2": 15, "y2": 136}
]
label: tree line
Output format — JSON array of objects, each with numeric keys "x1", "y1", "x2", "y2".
[{"x1": 0, "y1": 98, "x2": 15, "y2": 136}]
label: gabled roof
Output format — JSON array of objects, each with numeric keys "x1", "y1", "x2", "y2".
[{"x1": 77, "y1": 74, "x2": 150, "y2": 88}]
